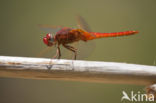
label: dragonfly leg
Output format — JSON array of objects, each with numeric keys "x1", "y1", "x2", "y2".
[
  {"x1": 63, "y1": 44, "x2": 77, "y2": 60},
  {"x1": 53, "y1": 45, "x2": 61, "y2": 59},
  {"x1": 47, "y1": 45, "x2": 61, "y2": 70},
  {"x1": 57, "y1": 46, "x2": 61, "y2": 59}
]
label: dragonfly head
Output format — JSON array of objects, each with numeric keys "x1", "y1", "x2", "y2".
[{"x1": 43, "y1": 33, "x2": 55, "y2": 46}]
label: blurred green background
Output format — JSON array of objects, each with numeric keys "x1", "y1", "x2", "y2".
[{"x1": 0, "y1": 0, "x2": 156, "y2": 103}]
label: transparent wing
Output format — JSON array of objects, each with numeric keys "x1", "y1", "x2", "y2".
[
  {"x1": 38, "y1": 24, "x2": 63, "y2": 34},
  {"x1": 76, "y1": 15, "x2": 96, "y2": 38},
  {"x1": 36, "y1": 46, "x2": 58, "y2": 58},
  {"x1": 75, "y1": 15, "x2": 96, "y2": 60},
  {"x1": 76, "y1": 15, "x2": 92, "y2": 32}
]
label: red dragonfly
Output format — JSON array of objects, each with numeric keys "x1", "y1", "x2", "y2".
[{"x1": 41, "y1": 16, "x2": 138, "y2": 60}]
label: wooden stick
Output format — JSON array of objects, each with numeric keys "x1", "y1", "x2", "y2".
[{"x1": 0, "y1": 56, "x2": 156, "y2": 85}]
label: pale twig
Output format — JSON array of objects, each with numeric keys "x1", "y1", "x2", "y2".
[{"x1": 0, "y1": 56, "x2": 156, "y2": 85}]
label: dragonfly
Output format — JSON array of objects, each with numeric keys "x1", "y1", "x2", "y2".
[{"x1": 41, "y1": 16, "x2": 138, "y2": 60}]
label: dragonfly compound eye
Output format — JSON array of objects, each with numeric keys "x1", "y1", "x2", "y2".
[
  {"x1": 46, "y1": 33, "x2": 52, "y2": 40},
  {"x1": 43, "y1": 37, "x2": 49, "y2": 45}
]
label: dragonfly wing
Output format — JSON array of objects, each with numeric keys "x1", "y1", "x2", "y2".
[
  {"x1": 75, "y1": 16, "x2": 96, "y2": 59},
  {"x1": 76, "y1": 15, "x2": 92, "y2": 32},
  {"x1": 76, "y1": 15, "x2": 96, "y2": 37},
  {"x1": 38, "y1": 24, "x2": 63, "y2": 34}
]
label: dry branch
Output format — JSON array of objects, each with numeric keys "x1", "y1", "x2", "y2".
[{"x1": 0, "y1": 56, "x2": 156, "y2": 85}]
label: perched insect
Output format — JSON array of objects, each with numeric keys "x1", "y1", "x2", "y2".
[{"x1": 42, "y1": 16, "x2": 138, "y2": 60}]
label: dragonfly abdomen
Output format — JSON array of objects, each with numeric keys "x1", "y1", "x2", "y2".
[{"x1": 90, "y1": 31, "x2": 138, "y2": 39}]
